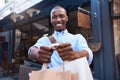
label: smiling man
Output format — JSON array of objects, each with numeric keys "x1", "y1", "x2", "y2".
[
  {"x1": 50, "y1": 6, "x2": 68, "y2": 32},
  {"x1": 28, "y1": 6, "x2": 93, "y2": 68}
]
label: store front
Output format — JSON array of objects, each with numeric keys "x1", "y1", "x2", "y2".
[{"x1": 0, "y1": 0, "x2": 120, "y2": 80}]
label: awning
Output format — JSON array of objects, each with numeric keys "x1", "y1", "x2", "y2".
[{"x1": 0, "y1": 0, "x2": 90, "y2": 31}]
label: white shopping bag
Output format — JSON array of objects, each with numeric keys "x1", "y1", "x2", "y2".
[{"x1": 42, "y1": 57, "x2": 93, "y2": 80}]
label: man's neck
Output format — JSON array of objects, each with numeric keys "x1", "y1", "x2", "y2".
[{"x1": 55, "y1": 29, "x2": 66, "y2": 32}]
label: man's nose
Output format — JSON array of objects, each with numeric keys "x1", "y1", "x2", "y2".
[{"x1": 56, "y1": 17, "x2": 61, "y2": 21}]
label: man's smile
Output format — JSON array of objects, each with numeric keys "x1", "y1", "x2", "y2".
[{"x1": 56, "y1": 23, "x2": 63, "y2": 26}]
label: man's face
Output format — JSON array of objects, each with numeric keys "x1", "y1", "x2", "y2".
[{"x1": 51, "y1": 8, "x2": 68, "y2": 32}]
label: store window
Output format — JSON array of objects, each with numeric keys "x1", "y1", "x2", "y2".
[
  {"x1": 113, "y1": 0, "x2": 120, "y2": 54},
  {"x1": 113, "y1": 0, "x2": 120, "y2": 74}
]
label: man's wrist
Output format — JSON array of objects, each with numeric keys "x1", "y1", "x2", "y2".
[{"x1": 29, "y1": 46, "x2": 40, "y2": 62}]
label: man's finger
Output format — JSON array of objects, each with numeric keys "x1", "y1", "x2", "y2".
[{"x1": 58, "y1": 43, "x2": 71, "y2": 48}]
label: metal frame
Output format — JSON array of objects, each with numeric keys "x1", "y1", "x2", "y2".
[{"x1": 91, "y1": 0, "x2": 117, "y2": 80}]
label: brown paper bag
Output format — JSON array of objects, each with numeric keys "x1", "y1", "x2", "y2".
[
  {"x1": 29, "y1": 57, "x2": 93, "y2": 80},
  {"x1": 29, "y1": 69, "x2": 78, "y2": 80}
]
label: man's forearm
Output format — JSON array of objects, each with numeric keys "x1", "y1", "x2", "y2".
[{"x1": 75, "y1": 50, "x2": 89, "y2": 59}]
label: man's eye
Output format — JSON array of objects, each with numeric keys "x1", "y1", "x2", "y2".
[
  {"x1": 59, "y1": 15, "x2": 65, "y2": 18},
  {"x1": 52, "y1": 16, "x2": 57, "y2": 19}
]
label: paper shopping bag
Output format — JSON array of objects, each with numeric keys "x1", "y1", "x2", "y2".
[
  {"x1": 29, "y1": 69, "x2": 78, "y2": 80},
  {"x1": 48, "y1": 57, "x2": 93, "y2": 80},
  {"x1": 29, "y1": 57, "x2": 93, "y2": 80},
  {"x1": 64, "y1": 57, "x2": 93, "y2": 80}
]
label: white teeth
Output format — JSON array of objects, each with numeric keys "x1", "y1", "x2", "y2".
[{"x1": 56, "y1": 24, "x2": 62, "y2": 26}]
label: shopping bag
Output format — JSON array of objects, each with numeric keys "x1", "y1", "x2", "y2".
[
  {"x1": 29, "y1": 69, "x2": 78, "y2": 80},
  {"x1": 29, "y1": 57, "x2": 93, "y2": 80},
  {"x1": 63, "y1": 57, "x2": 93, "y2": 80}
]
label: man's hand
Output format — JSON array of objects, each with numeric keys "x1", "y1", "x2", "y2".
[
  {"x1": 57, "y1": 43, "x2": 79, "y2": 61},
  {"x1": 37, "y1": 46, "x2": 55, "y2": 63}
]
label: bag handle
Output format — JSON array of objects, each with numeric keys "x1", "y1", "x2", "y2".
[
  {"x1": 43, "y1": 36, "x2": 65, "y2": 71},
  {"x1": 48, "y1": 36, "x2": 56, "y2": 44},
  {"x1": 41, "y1": 36, "x2": 57, "y2": 70}
]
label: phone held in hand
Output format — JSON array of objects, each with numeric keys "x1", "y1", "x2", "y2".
[{"x1": 49, "y1": 43, "x2": 60, "y2": 48}]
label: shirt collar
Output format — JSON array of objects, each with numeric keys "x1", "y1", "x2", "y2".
[{"x1": 53, "y1": 29, "x2": 68, "y2": 36}]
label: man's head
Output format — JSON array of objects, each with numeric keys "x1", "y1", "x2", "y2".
[{"x1": 50, "y1": 6, "x2": 68, "y2": 32}]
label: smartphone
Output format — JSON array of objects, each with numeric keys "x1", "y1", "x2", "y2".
[{"x1": 49, "y1": 43, "x2": 60, "y2": 47}]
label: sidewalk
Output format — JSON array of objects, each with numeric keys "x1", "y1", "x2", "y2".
[{"x1": 0, "y1": 73, "x2": 18, "y2": 80}]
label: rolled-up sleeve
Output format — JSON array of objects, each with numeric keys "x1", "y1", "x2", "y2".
[
  {"x1": 28, "y1": 36, "x2": 50, "y2": 61},
  {"x1": 76, "y1": 34, "x2": 93, "y2": 65},
  {"x1": 84, "y1": 48, "x2": 93, "y2": 65}
]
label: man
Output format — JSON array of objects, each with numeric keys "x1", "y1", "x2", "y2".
[{"x1": 28, "y1": 6, "x2": 93, "y2": 68}]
